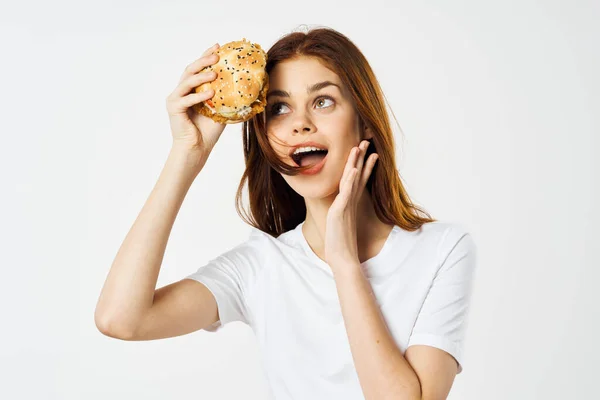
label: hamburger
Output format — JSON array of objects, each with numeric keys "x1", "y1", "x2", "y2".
[{"x1": 193, "y1": 38, "x2": 269, "y2": 124}]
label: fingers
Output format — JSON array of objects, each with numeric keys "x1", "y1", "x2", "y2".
[
  {"x1": 166, "y1": 70, "x2": 217, "y2": 115},
  {"x1": 341, "y1": 140, "x2": 368, "y2": 185},
  {"x1": 352, "y1": 140, "x2": 370, "y2": 194},
  {"x1": 166, "y1": 43, "x2": 220, "y2": 116},
  {"x1": 180, "y1": 89, "x2": 215, "y2": 110},
  {"x1": 360, "y1": 153, "x2": 379, "y2": 188},
  {"x1": 179, "y1": 43, "x2": 220, "y2": 83},
  {"x1": 340, "y1": 140, "x2": 378, "y2": 196},
  {"x1": 356, "y1": 140, "x2": 377, "y2": 187},
  {"x1": 202, "y1": 43, "x2": 220, "y2": 57},
  {"x1": 166, "y1": 88, "x2": 215, "y2": 116},
  {"x1": 335, "y1": 167, "x2": 357, "y2": 204},
  {"x1": 355, "y1": 140, "x2": 369, "y2": 173},
  {"x1": 173, "y1": 70, "x2": 217, "y2": 98},
  {"x1": 339, "y1": 146, "x2": 360, "y2": 190}
]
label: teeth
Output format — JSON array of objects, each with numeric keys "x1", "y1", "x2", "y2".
[{"x1": 293, "y1": 146, "x2": 326, "y2": 155}]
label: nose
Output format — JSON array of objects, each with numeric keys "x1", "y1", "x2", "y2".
[{"x1": 291, "y1": 112, "x2": 316, "y2": 135}]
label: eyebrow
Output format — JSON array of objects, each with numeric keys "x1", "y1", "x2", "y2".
[{"x1": 266, "y1": 81, "x2": 341, "y2": 101}]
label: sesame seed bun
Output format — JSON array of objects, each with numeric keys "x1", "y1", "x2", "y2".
[{"x1": 193, "y1": 38, "x2": 268, "y2": 124}]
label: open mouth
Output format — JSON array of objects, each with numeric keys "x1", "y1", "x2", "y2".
[{"x1": 291, "y1": 149, "x2": 329, "y2": 167}]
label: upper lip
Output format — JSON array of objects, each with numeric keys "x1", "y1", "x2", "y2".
[{"x1": 288, "y1": 141, "x2": 329, "y2": 156}]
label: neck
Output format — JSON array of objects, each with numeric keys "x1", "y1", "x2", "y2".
[{"x1": 302, "y1": 189, "x2": 393, "y2": 264}]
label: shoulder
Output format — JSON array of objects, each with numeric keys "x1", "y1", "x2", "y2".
[
  {"x1": 416, "y1": 220, "x2": 477, "y2": 265},
  {"x1": 217, "y1": 227, "x2": 271, "y2": 262},
  {"x1": 216, "y1": 226, "x2": 299, "y2": 267}
]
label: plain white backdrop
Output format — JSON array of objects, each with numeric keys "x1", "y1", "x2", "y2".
[{"x1": 1, "y1": 0, "x2": 598, "y2": 399}]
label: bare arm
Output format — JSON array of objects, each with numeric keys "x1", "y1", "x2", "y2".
[
  {"x1": 120, "y1": 278, "x2": 219, "y2": 341},
  {"x1": 94, "y1": 144, "x2": 214, "y2": 339}
]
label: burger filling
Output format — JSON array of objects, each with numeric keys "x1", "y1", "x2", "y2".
[{"x1": 205, "y1": 99, "x2": 261, "y2": 118}]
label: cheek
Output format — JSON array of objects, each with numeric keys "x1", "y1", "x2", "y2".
[
  {"x1": 318, "y1": 112, "x2": 359, "y2": 136},
  {"x1": 266, "y1": 131, "x2": 289, "y2": 158},
  {"x1": 327, "y1": 148, "x2": 352, "y2": 179}
]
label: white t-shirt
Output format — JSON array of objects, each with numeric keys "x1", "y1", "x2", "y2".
[{"x1": 185, "y1": 220, "x2": 477, "y2": 400}]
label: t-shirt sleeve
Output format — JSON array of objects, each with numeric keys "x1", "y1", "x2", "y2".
[
  {"x1": 407, "y1": 226, "x2": 478, "y2": 374},
  {"x1": 183, "y1": 231, "x2": 264, "y2": 333}
]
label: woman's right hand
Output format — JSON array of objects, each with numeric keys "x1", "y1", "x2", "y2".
[{"x1": 166, "y1": 43, "x2": 225, "y2": 154}]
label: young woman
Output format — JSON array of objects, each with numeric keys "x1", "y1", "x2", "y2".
[{"x1": 96, "y1": 27, "x2": 477, "y2": 400}]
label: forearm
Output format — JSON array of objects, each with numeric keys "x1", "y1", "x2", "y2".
[
  {"x1": 333, "y1": 265, "x2": 421, "y2": 400},
  {"x1": 95, "y1": 145, "x2": 208, "y2": 335}
]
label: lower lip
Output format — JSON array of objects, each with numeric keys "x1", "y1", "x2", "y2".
[{"x1": 299, "y1": 154, "x2": 328, "y2": 175}]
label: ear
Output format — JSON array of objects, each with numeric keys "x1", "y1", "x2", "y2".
[
  {"x1": 362, "y1": 123, "x2": 373, "y2": 140},
  {"x1": 358, "y1": 115, "x2": 374, "y2": 141}
]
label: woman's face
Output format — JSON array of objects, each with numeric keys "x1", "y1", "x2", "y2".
[{"x1": 265, "y1": 56, "x2": 371, "y2": 200}]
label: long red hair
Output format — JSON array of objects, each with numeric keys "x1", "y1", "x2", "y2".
[{"x1": 235, "y1": 27, "x2": 435, "y2": 237}]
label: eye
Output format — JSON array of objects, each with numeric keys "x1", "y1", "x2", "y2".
[
  {"x1": 269, "y1": 96, "x2": 335, "y2": 117},
  {"x1": 315, "y1": 96, "x2": 334, "y2": 109},
  {"x1": 269, "y1": 102, "x2": 290, "y2": 116}
]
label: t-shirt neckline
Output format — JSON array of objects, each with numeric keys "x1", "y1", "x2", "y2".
[{"x1": 295, "y1": 220, "x2": 400, "y2": 277}]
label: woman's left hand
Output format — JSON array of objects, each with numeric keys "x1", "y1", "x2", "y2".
[{"x1": 324, "y1": 139, "x2": 379, "y2": 274}]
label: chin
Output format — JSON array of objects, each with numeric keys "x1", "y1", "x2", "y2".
[
  {"x1": 286, "y1": 176, "x2": 339, "y2": 200},
  {"x1": 280, "y1": 153, "x2": 345, "y2": 199}
]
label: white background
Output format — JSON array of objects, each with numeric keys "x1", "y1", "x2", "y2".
[{"x1": 1, "y1": 1, "x2": 598, "y2": 399}]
